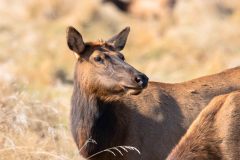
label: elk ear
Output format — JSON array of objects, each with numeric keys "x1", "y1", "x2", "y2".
[
  {"x1": 67, "y1": 26, "x2": 85, "y2": 56},
  {"x1": 107, "y1": 26, "x2": 130, "y2": 51}
]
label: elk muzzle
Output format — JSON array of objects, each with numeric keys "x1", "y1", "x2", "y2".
[{"x1": 134, "y1": 74, "x2": 149, "y2": 89}]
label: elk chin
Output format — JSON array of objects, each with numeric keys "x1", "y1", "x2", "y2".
[
  {"x1": 122, "y1": 86, "x2": 142, "y2": 95},
  {"x1": 120, "y1": 84, "x2": 143, "y2": 95},
  {"x1": 126, "y1": 89, "x2": 142, "y2": 95}
]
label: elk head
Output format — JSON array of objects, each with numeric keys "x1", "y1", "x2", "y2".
[{"x1": 67, "y1": 26, "x2": 148, "y2": 100}]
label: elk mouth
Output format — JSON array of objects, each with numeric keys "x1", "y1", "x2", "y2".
[{"x1": 121, "y1": 85, "x2": 143, "y2": 95}]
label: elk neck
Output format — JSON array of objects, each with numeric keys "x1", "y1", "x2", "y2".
[{"x1": 71, "y1": 70, "x2": 129, "y2": 156}]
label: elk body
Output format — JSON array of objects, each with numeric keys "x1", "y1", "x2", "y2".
[
  {"x1": 66, "y1": 26, "x2": 240, "y2": 160},
  {"x1": 167, "y1": 91, "x2": 240, "y2": 160}
]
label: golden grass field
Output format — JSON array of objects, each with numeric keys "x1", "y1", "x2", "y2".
[{"x1": 1, "y1": 0, "x2": 240, "y2": 159}]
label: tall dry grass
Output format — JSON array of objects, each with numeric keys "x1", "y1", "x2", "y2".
[{"x1": 0, "y1": 79, "x2": 83, "y2": 160}]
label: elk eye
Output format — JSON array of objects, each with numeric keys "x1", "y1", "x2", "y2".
[{"x1": 94, "y1": 56, "x2": 102, "y2": 63}]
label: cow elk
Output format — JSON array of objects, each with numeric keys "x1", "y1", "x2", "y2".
[
  {"x1": 66, "y1": 26, "x2": 240, "y2": 160},
  {"x1": 167, "y1": 91, "x2": 240, "y2": 160}
]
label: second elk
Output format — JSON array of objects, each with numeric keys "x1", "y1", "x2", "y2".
[{"x1": 167, "y1": 91, "x2": 240, "y2": 160}]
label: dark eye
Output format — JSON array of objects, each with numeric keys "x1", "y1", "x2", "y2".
[{"x1": 94, "y1": 56, "x2": 102, "y2": 63}]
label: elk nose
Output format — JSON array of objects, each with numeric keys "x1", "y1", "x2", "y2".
[{"x1": 134, "y1": 74, "x2": 149, "y2": 88}]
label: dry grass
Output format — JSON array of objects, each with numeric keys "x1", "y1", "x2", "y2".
[
  {"x1": 1, "y1": 0, "x2": 240, "y2": 159},
  {"x1": 0, "y1": 80, "x2": 82, "y2": 160}
]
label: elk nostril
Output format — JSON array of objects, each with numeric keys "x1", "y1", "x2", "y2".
[
  {"x1": 134, "y1": 74, "x2": 149, "y2": 88},
  {"x1": 135, "y1": 77, "x2": 142, "y2": 84}
]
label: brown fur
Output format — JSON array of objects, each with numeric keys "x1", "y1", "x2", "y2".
[
  {"x1": 167, "y1": 91, "x2": 240, "y2": 160},
  {"x1": 67, "y1": 26, "x2": 240, "y2": 160}
]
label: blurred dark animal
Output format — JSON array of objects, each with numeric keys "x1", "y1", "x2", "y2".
[
  {"x1": 103, "y1": 0, "x2": 130, "y2": 11},
  {"x1": 103, "y1": 0, "x2": 176, "y2": 19},
  {"x1": 66, "y1": 26, "x2": 240, "y2": 160},
  {"x1": 129, "y1": 0, "x2": 176, "y2": 19},
  {"x1": 167, "y1": 91, "x2": 240, "y2": 160}
]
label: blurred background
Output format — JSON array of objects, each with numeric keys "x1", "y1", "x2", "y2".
[{"x1": 1, "y1": 0, "x2": 240, "y2": 159}]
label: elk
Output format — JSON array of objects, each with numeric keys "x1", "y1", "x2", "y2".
[
  {"x1": 103, "y1": 0, "x2": 176, "y2": 19},
  {"x1": 66, "y1": 26, "x2": 240, "y2": 160},
  {"x1": 167, "y1": 91, "x2": 240, "y2": 160}
]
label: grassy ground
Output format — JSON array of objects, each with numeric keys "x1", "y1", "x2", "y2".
[{"x1": 1, "y1": 0, "x2": 240, "y2": 159}]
